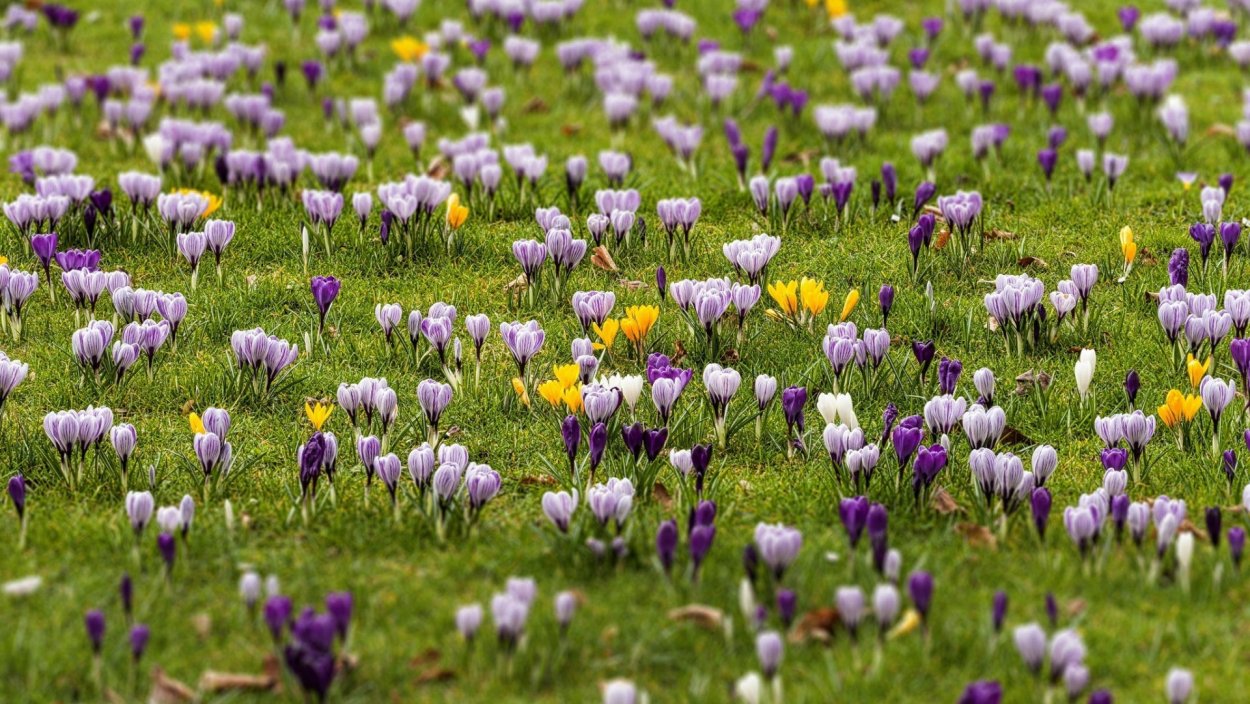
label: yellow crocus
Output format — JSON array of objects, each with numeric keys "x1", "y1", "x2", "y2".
[
  {"x1": 800, "y1": 278, "x2": 829, "y2": 316},
  {"x1": 512, "y1": 377, "x2": 531, "y2": 408},
  {"x1": 305, "y1": 401, "x2": 333, "y2": 431},
  {"x1": 172, "y1": 188, "x2": 222, "y2": 218},
  {"x1": 189, "y1": 412, "x2": 206, "y2": 434},
  {"x1": 1159, "y1": 389, "x2": 1202, "y2": 428},
  {"x1": 0, "y1": 255, "x2": 7, "y2": 266},
  {"x1": 592, "y1": 318, "x2": 619, "y2": 351},
  {"x1": 1185, "y1": 354, "x2": 1210, "y2": 390},
  {"x1": 553, "y1": 364, "x2": 580, "y2": 389},
  {"x1": 391, "y1": 36, "x2": 429, "y2": 62},
  {"x1": 888, "y1": 609, "x2": 921, "y2": 639},
  {"x1": 563, "y1": 386, "x2": 583, "y2": 413},
  {"x1": 825, "y1": 0, "x2": 849, "y2": 19},
  {"x1": 537, "y1": 380, "x2": 564, "y2": 407},
  {"x1": 621, "y1": 305, "x2": 659, "y2": 344},
  {"x1": 767, "y1": 280, "x2": 798, "y2": 317},
  {"x1": 173, "y1": 23, "x2": 192, "y2": 41},
  {"x1": 1119, "y1": 226, "x2": 1136, "y2": 265},
  {"x1": 839, "y1": 288, "x2": 861, "y2": 322},
  {"x1": 194, "y1": 21, "x2": 218, "y2": 45},
  {"x1": 445, "y1": 194, "x2": 468, "y2": 230}
]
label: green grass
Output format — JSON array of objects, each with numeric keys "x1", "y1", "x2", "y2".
[{"x1": 2, "y1": 0, "x2": 1250, "y2": 701}]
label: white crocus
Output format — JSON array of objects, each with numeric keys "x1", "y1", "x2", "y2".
[
  {"x1": 1074, "y1": 348, "x2": 1095, "y2": 403},
  {"x1": 607, "y1": 373, "x2": 644, "y2": 414},
  {"x1": 816, "y1": 392, "x2": 858, "y2": 428},
  {"x1": 735, "y1": 672, "x2": 763, "y2": 704},
  {"x1": 1176, "y1": 531, "x2": 1194, "y2": 593},
  {"x1": 817, "y1": 393, "x2": 839, "y2": 425}
]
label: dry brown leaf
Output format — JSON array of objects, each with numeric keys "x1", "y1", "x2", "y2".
[
  {"x1": 999, "y1": 426, "x2": 1035, "y2": 446},
  {"x1": 1014, "y1": 370, "x2": 1052, "y2": 395},
  {"x1": 590, "y1": 246, "x2": 617, "y2": 272},
  {"x1": 955, "y1": 522, "x2": 998, "y2": 550},
  {"x1": 416, "y1": 666, "x2": 456, "y2": 684},
  {"x1": 618, "y1": 279, "x2": 646, "y2": 290},
  {"x1": 671, "y1": 339, "x2": 688, "y2": 366},
  {"x1": 561, "y1": 124, "x2": 582, "y2": 137},
  {"x1": 410, "y1": 648, "x2": 442, "y2": 668},
  {"x1": 199, "y1": 670, "x2": 278, "y2": 693},
  {"x1": 519, "y1": 475, "x2": 557, "y2": 487},
  {"x1": 721, "y1": 348, "x2": 740, "y2": 364},
  {"x1": 1207, "y1": 123, "x2": 1235, "y2": 137},
  {"x1": 987, "y1": 315, "x2": 1000, "y2": 333},
  {"x1": 523, "y1": 97, "x2": 549, "y2": 113},
  {"x1": 191, "y1": 613, "x2": 212, "y2": 640},
  {"x1": 985, "y1": 228, "x2": 1016, "y2": 241},
  {"x1": 1018, "y1": 256, "x2": 1047, "y2": 269},
  {"x1": 149, "y1": 668, "x2": 196, "y2": 704},
  {"x1": 426, "y1": 156, "x2": 449, "y2": 179},
  {"x1": 653, "y1": 481, "x2": 674, "y2": 511},
  {"x1": 1138, "y1": 247, "x2": 1158, "y2": 266},
  {"x1": 791, "y1": 607, "x2": 839, "y2": 644},
  {"x1": 667, "y1": 604, "x2": 724, "y2": 630},
  {"x1": 930, "y1": 487, "x2": 963, "y2": 515},
  {"x1": 1065, "y1": 599, "x2": 1087, "y2": 618},
  {"x1": 504, "y1": 273, "x2": 528, "y2": 292}
]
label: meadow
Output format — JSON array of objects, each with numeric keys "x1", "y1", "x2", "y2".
[{"x1": 0, "y1": 0, "x2": 1248, "y2": 702}]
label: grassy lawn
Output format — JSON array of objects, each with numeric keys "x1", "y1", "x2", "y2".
[{"x1": 1, "y1": 0, "x2": 1248, "y2": 701}]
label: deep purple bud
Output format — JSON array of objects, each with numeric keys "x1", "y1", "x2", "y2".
[
  {"x1": 1230, "y1": 527, "x2": 1246, "y2": 568},
  {"x1": 119, "y1": 573, "x2": 133, "y2": 618},
  {"x1": 656, "y1": 519, "x2": 678, "y2": 574},
  {"x1": 129, "y1": 624, "x2": 150, "y2": 661},
  {"x1": 264, "y1": 595, "x2": 293, "y2": 642},
  {"x1": 879, "y1": 285, "x2": 894, "y2": 326},
  {"x1": 85, "y1": 610, "x2": 106, "y2": 654},
  {"x1": 777, "y1": 589, "x2": 797, "y2": 627},
  {"x1": 907, "y1": 571, "x2": 933, "y2": 618},
  {"x1": 1207, "y1": 507, "x2": 1222, "y2": 551},
  {"x1": 1031, "y1": 487, "x2": 1051, "y2": 540},
  {"x1": 1045, "y1": 592, "x2": 1058, "y2": 628},
  {"x1": 656, "y1": 266, "x2": 667, "y2": 302},
  {"x1": 7, "y1": 474, "x2": 25, "y2": 520},
  {"x1": 991, "y1": 591, "x2": 1008, "y2": 633},
  {"x1": 561, "y1": 415, "x2": 580, "y2": 469},
  {"x1": 1124, "y1": 370, "x2": 1140, "y2": 406}
]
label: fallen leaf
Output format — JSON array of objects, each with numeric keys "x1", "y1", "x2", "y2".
[
  {"x1": 1207, "y1": 123, "x2": 1235, "y2": 137},
  {"x1": 930, "y1": 487, "x2": 963, "y2": 515},
  {"x1": 191, "y1": 613, "x2": 212, "y2": 640},
  {"x1": 199, "y1": 669, "x2": 278, "y2": 693},
  {"x1": 618, "y1": 279, "x2": 646, "y2": 290},
  {"x1": 504, "y1": 273, "x2": 528, "y2": 292},
  {"x1": 985, "y1": 228, "x2": 1016, "y2": 240},
  {"x1": 415, "y1": 666, "x2": 456, "y2": 684},
  {"x1": 561, "y1": 124, "x2": 582, "y2": 137},
  {"x1": 671, "y1": 339, "x2": 688, "y2": 366},
  {"x1": 998, "y1": 426, "x2": 1035, "y2": 446},
  {"x1": 1018, "y1": 256, "x2": 1047, "y2": 269},
  {"x1": 1014, "y1": 370, "x2": 1052, "y2": 395},
  {"x1": 409, "y1": 649, "x2": 441, "y2": 668},
  {"x1": 590, "y1": 246, "x2": 617, "y2": 272},
  {"x1": 986, "y1": 315, "x2": 1000, "y2": 333},
  {"x1": 426, "y1": 156, "x2": 449, "y2": 179},
  {"x1": 444, "y1": 425, "x2": 462, "y2": 439},
  {"x1": 653, "y1": 481, "x2": 674, "y2": 511},
  {"x1": 934, "y1": 229, "x2": 951, "y2": 250},
  {"x1": 667, "y1": 604, "x2": 724, "y2": 630},
  {"x1": 523, "y1": 97, "x2": 549, "y2": 113},
  {"x1": 1064, "y1": 599, "x2": 1087, "y2": 618},
  {"x1": 721, "y1": 348, "x2": 740, "y2": 364},
  {"x1": 955, "y1": 522, "x2": 998, "y2": 549},
  {"x1": 1138, "y1": 247, "x2": 1158, "y2": 266},
  {"x1": 791, "y1": 607, "x2": 839, "y2": 644},
  {"x1": 149, "y1": 668, "x2": 196, "y2": 704},
  {"x1": 519, "y1": 475, "x2": 557, "y2": 487}
]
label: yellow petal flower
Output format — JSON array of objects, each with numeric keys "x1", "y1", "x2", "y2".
[
  {"x1": 1185, "y1": 354, "x2": 1210, "y2": 390},
  {"x1": 622, "y1": 306, "x2": 659, "y2": 343},
  {"x1": 563, "y1": 385, "x2": 583, "y2": 413},
  {"x1": 839, "y1": 289, "x2": 861, "y2": 322},
  {"x1": 305, "y1": 401, "x2": 334, "y2": 431},
  {"x1": 554, "y1": 364, "x2": 580, "y2": 389},
  {"x1": 1160, "y1": 389, "x2": 1186, "y2": 428},
  {"x1": 512, "y1": 377, "x2": 531, "y2": 408},
  {"x1": 800, "y1": 278, "x2": 829, "y2": 316},
  {"x1": 445, "y1": 194, "x2": 468, "y2": 230},
  {"x1": 1119, "y1": 226, "x2": 1136, "y2": 265},
  {"x1": 0, "y1": 255, "x2": 7, "y2": 266},
  {"x1": 537, "y1": 380, "x2": 564, "y2": 407},
  {"x1": 591, "y1": 318, "x2": 619, "y2": 351},
  {"x1": 767, "y1": 280, "x2": 798, "y2": 316},
  {"x1": 172, "y1": 188, "x2": 222, "y2": 218},
  {"x1": 391, "y1": 36, "x2": 429, "y2": 62},
  {"x1": 1182, "y1": 393, "x2": 1202, "y2": 421},
  {"x1": 189, "y1": 412, "x2": 206, "y2": 434},
  {"x1": 173, "y1": 23, "x2": 192, "y2": 41},
  {"x1": 194, "y1": 21, "x2": 218, "y2": 45},
  {"x1": 825, "y1": 0, "x2": 848, "y2": 18},
  {"x1": 888, "y1": 609, "x2": 921, "y2": 639}
]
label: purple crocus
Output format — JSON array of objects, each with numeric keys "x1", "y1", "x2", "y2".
[{"x1": 310, "y1": 276, "x2": 340, "y2": 333}]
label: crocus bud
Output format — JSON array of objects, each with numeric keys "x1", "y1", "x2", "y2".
[{"x1": 85, "y1": 609, "x2": 106, "y2": 655}]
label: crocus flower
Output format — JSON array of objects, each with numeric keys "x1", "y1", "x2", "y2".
[{"x1": 310, "y1": 276, "x2": 340, "y2": 334}]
